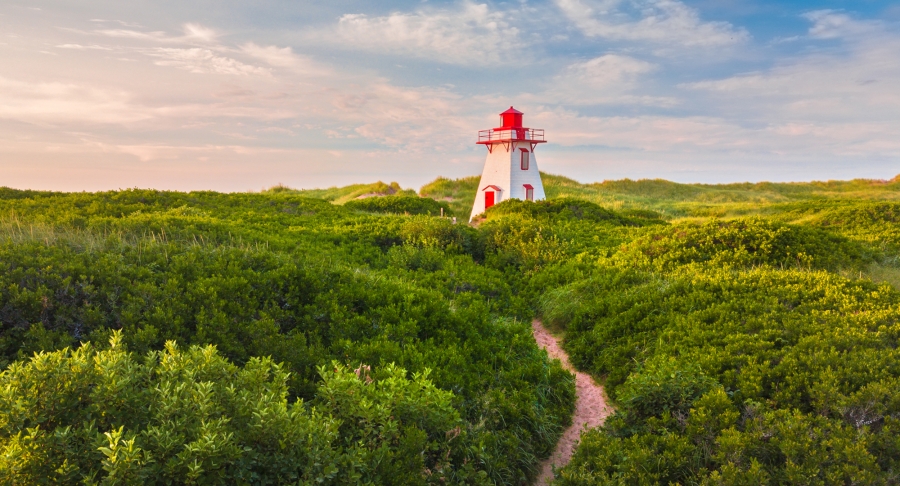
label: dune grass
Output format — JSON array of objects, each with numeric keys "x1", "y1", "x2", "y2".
[
  {"x1": 263, "y1": 181, "x2": 416, "y2": 204},
  {"x1": 286, "y1": 171, "x2": 900, "y2": 222},
  {"x1": 418, "y1": 176, "x2": 480, "y2": 217},
  {"x1": 413, "y1": 172, "x2": 900, "y2": 221}
]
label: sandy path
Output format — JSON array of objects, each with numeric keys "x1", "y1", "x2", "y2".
[{"x1": 532, "y1": 320, "x2": 613, "y2": 485}]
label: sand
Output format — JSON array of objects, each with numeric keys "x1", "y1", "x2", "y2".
[{"x1": 532, "y1": 320, "x2": 614, "y2": 485}]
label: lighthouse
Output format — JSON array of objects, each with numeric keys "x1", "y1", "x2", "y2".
[{"x1": 470, "y1": 107, "x2": 547, "y2": 221}]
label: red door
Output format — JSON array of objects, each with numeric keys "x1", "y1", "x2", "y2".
[{"x1": 484, "y1": 191, "x2": 495, "y2": 209}]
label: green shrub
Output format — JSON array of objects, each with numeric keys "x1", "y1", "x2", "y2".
[
  {"x1": 400, "y1": 217, "x2": 484, "y2": 258},
  {"x1": 616, "y1": 357, "x2": 719, "y2": 427},
  {"x1": 344, "y1": 196, "x2": 451, "y2": 216},
  {"x1": 484, "y1": 198, "x2": 638, "y2": 225},
  {"x1": 0, "y1": 333, "x2": 487, "y2": 485},
  {"x1": 805, "y1": 201, "x2": 900, "y2": 249},
  {"x1": 616, "y1": 217, "x2": 871, "y2": 272},
  {"x1": 548, "y1": 266, "x2": 900, "y2": 483}
]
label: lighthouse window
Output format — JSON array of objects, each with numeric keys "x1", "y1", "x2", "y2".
[
  {"x1": 520, "y1": 149, "x2": 530, "y2": 170},
  {"x1": 524, "y1": 185, "x2": 534, "y2": 201}
]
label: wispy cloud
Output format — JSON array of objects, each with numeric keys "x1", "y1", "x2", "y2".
[
  {"x1": 182, "y1": 23, "x2": 217, "y2": 42},
  {"x1": 555, "y1": 0, "x2": 749, "y2": 48},
  {"x1": 681, "y1": 12, "x2": 900, "y2": 125},
  {"x1": 146, "y1": 48, "x2": 270, "y2": 76},
  {"x1": 89, "y1": 19, "x2": 143, "y2": 28},
  {"x1": 531, "y1": 108, "x2": 900, "y2": 161},
  {"x1": 55, "y1": 43, "x2": 112, "y2": 50},
  {"x1": 544, "y1": 54, "x2": 676, "y2": 106},
  {"x1": 92, "y1": 28, "x2": 170, "y2": 41},
  {"x1": 0, "y1": 76, "x2": 149, "y2": 124},
  {"x1": 323, "y1": 1, "x2": 525, "y2": 65},
  {"x1": 241, "y1": 43, "x2": 300, "y2": 68},
  {"x1": 803, "y1": 9, "x2": 881, "y2": 40},
  {"x1": 89, "y1": 23, "x2": 219, "y2": 44},
  {"x1": 241, "y1": 43, "x2": 332, "y2": 76}
]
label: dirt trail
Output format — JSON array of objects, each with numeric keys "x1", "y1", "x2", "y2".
[{"x1": 532, "y1": 320, "x2": 613, "y2": 485}]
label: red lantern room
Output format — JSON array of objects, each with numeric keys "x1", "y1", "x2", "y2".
[
  {"x1": 499, "y1": 107, "x2": 523, "y2": 128},
  {"x1": 477, "y1": 106, "x2": 546, "y2": 153}
]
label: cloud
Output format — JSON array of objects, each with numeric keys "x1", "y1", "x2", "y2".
[
  {"x1": 555, "y1": 0, "x2": 749, "y2": 48},
  {"x1": 146, "y1": 48, "x2": 270, "y2": 76},
  {"x1": 532, "y1": 108, "x2": 747, "y2": 150},
  {"x1": 89, "y1": 19, "x2": 143, "y2": 28},
  {"x1": 182, "y1": 23, "x2": 217, "y2": 42},
  {"x1": 320, "y1": 81, "x2": 471, "y2": 151},
  {"x1": 55, "y1": 44, "x2": 112, "y2": 50},
  {"x1": 803, "y1": 10, "x2": 881, "y2": 40},
  {"x1": 326, "y1": 1, "x2": 524, "y2": 65},
  {"x1": 531, "y1": 108, "x2": 900, "y2": 159},
  {"x1": 4, "y1": 36, "x2": 471, "y2": 152},
  {"x1": 213, "y1": 87, "x2": 256, "y2": 98},
  {"x1": 93, "y1": 29, "x2": 169, "y2": 41},
  {"x1": 10, "y1": 2, "x2": 897, "y2": 191},
  {"x1": 545, "y1": 54, "x2": 675, "y2": 105},
  {"x1": 565, "y1": 12, "x2": 900, "y2": 160},
  {"x1": 0, "y1": 76, "x2": 149, "y2": 124},
  {"x1": 91, "y1": 23, "x2": 219, "y2": 44},
  {"x1": 562, "y1": 55, "x2": 656, "y2": 87},
  {"x1": 681, "y1": 13, "x2": 900, "y2": 126},
  {"x1": 70, "y1": 24, "x2": 316, "y2": 78},
  {"x1": 241, "y1": 43, "x2": 332, "y2": 76},
  {"x1": 109, "y1": 143, "x2": 271, "y2": 162},
  {"x1": 241, "y1": 43, "x2": 298, "y2": 67}
]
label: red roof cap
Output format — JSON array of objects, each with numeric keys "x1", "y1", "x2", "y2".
[{"x1": 499, "y1": 106, "x2": 524, "y2": 128}]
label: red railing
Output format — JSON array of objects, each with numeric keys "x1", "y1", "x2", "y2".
[{"x1": 477, "y1": 128, "x2": 545, "y2": 144}]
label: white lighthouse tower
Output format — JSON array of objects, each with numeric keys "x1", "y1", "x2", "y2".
[{"x1": 469, "y1": 107, "x2": 547, "y2": 221}]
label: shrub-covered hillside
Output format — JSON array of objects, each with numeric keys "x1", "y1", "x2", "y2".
[
  {"x1": 399, "y1": 173, "x2": 900, "y2": 482},
  {"x1": 0, "y1": 188, "x2": 578, "y2": 485},
  {"x1": 2, "y1": 173, "x2": 900, "y2": 485},
  {"x1": 452, "y1": 175, "x2": 900, "y2": 485}
]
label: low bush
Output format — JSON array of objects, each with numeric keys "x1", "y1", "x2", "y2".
[
  {"x1": 485, "y1": 198, "x2": 641, "y2": 225},
  {"x1": 546, "y1": 265, "x2": 900, "y2": 483},
  {"x1": 344, "y1": 196, "x2": 451, "y2": 216},
  {"x1": 615, "y1": 217, "x2": 871, "y2": 272},
  {"x1": 0, "y1": 333, "x2": 488, "y2": 485}
]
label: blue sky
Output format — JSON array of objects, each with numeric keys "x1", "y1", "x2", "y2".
[{"x1": 2, "y1": 1, "x2": 899, "y2": 191}]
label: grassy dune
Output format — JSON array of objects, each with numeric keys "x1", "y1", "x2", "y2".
[
  {"x1": 416, "y1": 173, "x2": 900, "y2": 290},
  {"x1": 265, "y1": 180, "x2": 416, "y2": 204},
  {"x1": 416, "y1": 172, "x2": 900, "y2": 220}
]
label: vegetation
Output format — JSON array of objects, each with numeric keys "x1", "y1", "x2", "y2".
[
  {"x1": 264, "y1": 181, "x2": 416, "y2": 204},
  {"x1": 415, "y1": 171, "x2": 900, "y2": 221},
  {"x1": 495, "y1": 175, "x2": 900, "y2": 485},
  {"x1": 419, "y1": 176, "x2": 479, "y2": 217},
  {"x1": 2, "y1": 171, "x2": 900, "y2": 484},
  {"x1": 0, "y1": 188, "x2": 574, "y2": 485},
  {"x1": 1, "y1": 333, "x2": 477, "y2": 484},
  {"x1": 344, "y1": 195, "x2": 452, "y2": 216}
]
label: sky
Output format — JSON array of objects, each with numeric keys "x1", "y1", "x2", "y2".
[{"x1": 2, "y1": 1, "x2": 900, "y2": 191}]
